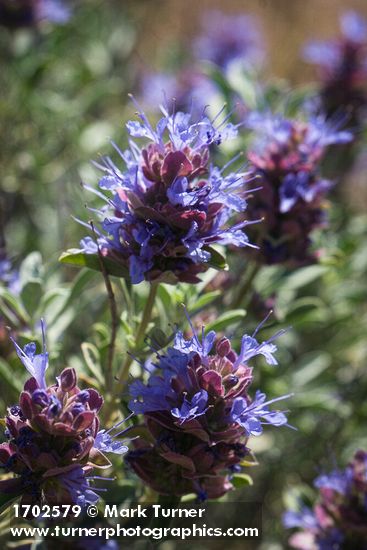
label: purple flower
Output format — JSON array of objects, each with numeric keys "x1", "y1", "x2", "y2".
[
  {"x1": 171, "y1": 390, "x2": 209, "y2": 423},
  {"x1": 126, "y1": 314, "x2": 291, "y2": 499},
  {"x1": 0, "y1": 255, "x2": 20, "y2": 294},
  {"x1": 234, "y1": 331, "x2": 282, "y2": 368},
  {"x1": 37, "y1": 0, "x2": 70, "y2": 24},
  {"x1": 247, "y1": 111, "x2": 352, "y2": 167},
  {"x1": 304, "y1": 11, "x2": 367, "y2": 68},
  {"x1": 0, "y1": 0, "x2": 70, "y2": 29},
  {"x1": 55, "y1": 466, "x2": 100, "y2": 507},
  {"x1": 73, "y1": 102, "x2": 256, "y2": 285},
  {"x1": 230, "y1": 391, "x2": 290, "y2": 436},
  {"x1": 0, "y1": 323, "x2": 130, "y2": 509},
  {"x1": 283, "y1": 507, "x2": 318, "y2": 530},
  {"x1": 94, "y1": 416, "x2": 132, "y2": 455},
  {"x1": 303, "y1": 11, "x2": 367, "y2": 127},
  {"x1": 243, "y1": 110, "x2": 352, "y2": 265},
  {"x1": 279, "y1": 172, "x2": 331, "y2": 214},
  {"x1": 10, "y1": 319, "x2": 48, "y2": 389},
  {"x1": 194, "y1": 10, "x2": 264, "y2": 70},
  {"x1": 285, "y1": 450, "x2": 367, "y2": 549},
  {"x1": 314, "y1": 469, "x2": 351, "y2": 495},
  {"x1": 173, "y1": 321, "x2": 216, "y2": 359}
]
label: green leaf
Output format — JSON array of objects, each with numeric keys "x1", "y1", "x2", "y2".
[
  {"x1": 50, "y1": 269, "x2": 97, "y2": 322},
  {"x1": 240, "y1": 451, "x2": 259, "y2": 467},
  {"x1": 188, "y1": 290, "x2": 221, "y2": 313},
  {"x1": 88, "y1": 450, "x2": 112, "y2": 468},
  {"x1": 281, "y1": 265, "x2": 328, "y2": 292},
  {"x1": 203, "y1": 62, "x2": 234, "y2": 101},
  {"x1": 81, "y1": 342, "x2": 104, "y2": 385},
  {"x1": 205, "y1": 309, "x2": 246, "y2": 332},
  {"x1": 0, "y1": 287, "x2": 30, "y2": 324},
  {"x1": 157, "y1": 283, "x2": 174, "y2": 311},
  {"x1": 19, "y1": 251, "x2": 44, "y2": 288},
  {"x1": 20, "y1": 281, "x2": 43, "y2": 316},
  {"x1": 228, "y1": 67, "x2": 259, "y2": 109},
  {"x1": 0, "y1": 359, "x2": 23, "y2": 394},
  {"x1": 47, "y1": 309, "x2": 76, "y2": 344},
  {"x1": 40, "y1": 288, "x2": 70, "y2": 325},
  {"x1": 67, "y1": 268, "x2": 97, "y2": 303},
  {"x1": 232, "y1": 473, "x2": 253, "y2": 488},
  {"x1": 0, "y1": 492, "x2": 20, "y2": 515},
  {"x1": 59, "y1": 249, "x2": 129, "y2": 279},
  {"x1": 205, "y1": 246, "x2": 227, "y2": 270},
  {"x1": 292, "y1": 352, "x2": 332, "y2": 387},
  {"x1": 181, "y1": 493, "x2": 197, "y2": 503}
]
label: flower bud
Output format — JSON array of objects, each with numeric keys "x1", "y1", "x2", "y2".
[
  {"x1": 59, "y1": 368, "x2": 77, "y2": 392},
  {"x1": 216, "y1": 337, "x2": 232, "y2": 357}
]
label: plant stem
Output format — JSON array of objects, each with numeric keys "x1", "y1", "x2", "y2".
[
  {"x1": 135, "y1": 281, "x2": 159, "y2": 351},
  {"x1": 90, "y1": 221, "x2": 118, "y2": 393},
  {"x1": 118, "y1": 281, "x2": 159, "y2": 385},
  {"x1": 104, "y1": 278, "x2": 118, "y2": 393},
  {"x1": 232, "y1": 261, "x2": 261, "y2": 308}
]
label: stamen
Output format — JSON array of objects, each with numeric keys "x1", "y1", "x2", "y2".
[
  {"x1": 128, "y1": 93, "x2": 156, "y2": 141},
  {"x1": 252, "y1": 310, "x2": 273, "y2": 338},
  {"x1": 105, "y1": 412, "x2": 134, "y2": 435}
]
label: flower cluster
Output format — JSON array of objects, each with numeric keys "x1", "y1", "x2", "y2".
[
  {"x1": 0, "y1": 0, "x2": 70, "y2": 29},
  {"x1": 77, "y1": 103, "x2": 256, "y2": 284},
  {"x1": 194, "y1": 10, "x2": 264, "y2": 70},
  {"x1": 0, "y1": 322, "x2": 128, "y2": 507},
  {"x1": 304, "y1": 11, "x2": 367, "y2": 128},
  {"x1": 284, "y1": 450, "x2": 367, "y2": 549},
  {"x1": 244, "y1": 111, "x2": 352, "y2": 264},
  {"x1": 126, "y1": 314, "x2": 291, "y2": 500}
]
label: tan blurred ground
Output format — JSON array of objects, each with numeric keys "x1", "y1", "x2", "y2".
[{"x1": 131, "y1": 0, "x2": 367, "y2": 82}]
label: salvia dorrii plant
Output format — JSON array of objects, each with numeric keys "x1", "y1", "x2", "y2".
[
  {"x1": 3, "y1": 4, "x2": 367, "y2": 548},
  {"x1": 303, "y1": 11, "x2": 367, "y2": 130},
  {"x1": 0, "y1": 0, "x2": 70, "y2": 29},
  {"x1": 0, "y1": 321, "x2": 129, "y2": 507},
  {"x1": 242, "y1": 110, "x2": 353, "y2": 265},
  {"x1": 284, "y1": 450, "x2": 367, "y2": 550},
  {"x1": 65, "y1": 102, "x2": 257, "y2": 284},
  {"x1": 125, "y1": 313, "x2": 292, "y2": 500}
]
